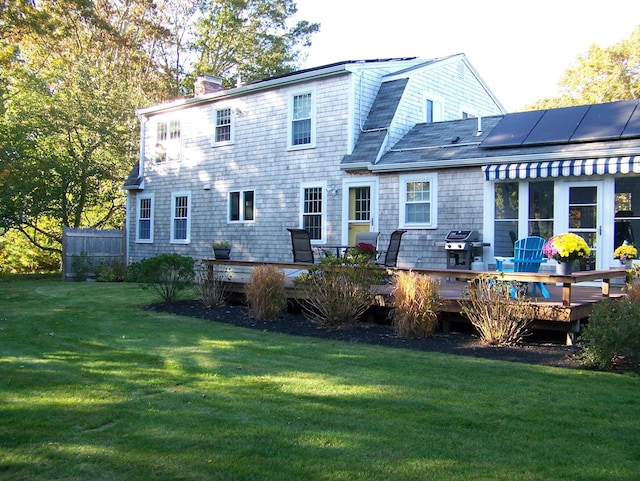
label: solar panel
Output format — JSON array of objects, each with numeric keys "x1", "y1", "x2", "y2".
[
  {"x1": 621, "y1": 102, "x2": 640, "y2": 138},
  {"x1": 571, "y1": 100, "x2": 639, "y2": 142},
  {"x1": 480, "y1": 100, "x2": 640, "y2": 149},
  {"x1": 479, "y1": 110, "x2": 544, "y2": 148},
  {"x1": 524, "y1": 105, "x2": 589, "y2": 145}
]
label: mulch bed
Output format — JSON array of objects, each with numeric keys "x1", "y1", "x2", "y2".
[{"x1": 146, "y1": 300, "x2": 595, "y2": 370}]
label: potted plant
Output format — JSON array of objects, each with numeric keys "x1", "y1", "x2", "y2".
[
  {"x1": 346, "y1": 242, "x2": 377, "y2": 263},
  {"x1": 212, "y1": 241, "x2": 231, "y2": 259},
  {"x1": 614, "y1": 241, "x2": 637, "y2": 267},
  {"x1": 543, "y1": 233, "x2": 590, "y2": 275}
]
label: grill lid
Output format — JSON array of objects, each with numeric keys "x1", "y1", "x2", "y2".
[{"x1": 445, "y1": 230, "x2": 479, "y2": 242}]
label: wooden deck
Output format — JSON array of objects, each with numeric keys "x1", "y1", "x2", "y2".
[{"x1": 202, "y1": 259, "x2": 629, "y2": 342}]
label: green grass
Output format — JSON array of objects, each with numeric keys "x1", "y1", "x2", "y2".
[{"x1": 1, "y1": 277, "x2": 639, "y2": 480}]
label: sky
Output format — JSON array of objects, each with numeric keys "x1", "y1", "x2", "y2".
[{"x1": 294, "y1": 0, "x2": 640, "y2": 112}]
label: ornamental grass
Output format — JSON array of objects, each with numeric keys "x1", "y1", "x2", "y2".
[{"x1": 391, "y1": 271, "x2": 443, "y2": 337}]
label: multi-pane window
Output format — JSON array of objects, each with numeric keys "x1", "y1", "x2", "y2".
[
  {"x1": 528, "y1": 181, "x2": 554, "y2": 239},
  {"x1": 302, "y1": 186, "x2": 323, "y2": 240},
  {"x1": 171, "y1": 192, "x2": 190, "y2": 243},
  {"x1": 494, "y1": 182, "x2": 519, "y2": 256},
  {"x1": 291, "y1": 92, "x2": 312, "y2": 147},
  {"x1": 353, "y1": 187, "x2": 371, "y2": 221},
  {"x1": 136, "y1": 194, "x2": 153, "y2": 243},
  {"x1": 229, "y1": 190, "x2": 254, "y2": 222},
  {"x1": 399, "y1": 174, "x2": 437, "y2": 228},
  {"x1": 215, "y1": 108, "x2": 232, "y2": 143},
  {"x1": 156, "y1": 119, "x2": 181, "y2": 162},
  {"x1": 615, "y1": 177, "x2": 640, "y2": 249}
]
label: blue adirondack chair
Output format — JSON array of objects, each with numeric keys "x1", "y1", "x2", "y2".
[{"x1": 495, "y1": 236, "x2": 550, "y2": 298}]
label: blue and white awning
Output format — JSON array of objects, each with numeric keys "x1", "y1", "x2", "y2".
[{"x1": 483, "y1": 156, "x2": 640, "y2": 181}]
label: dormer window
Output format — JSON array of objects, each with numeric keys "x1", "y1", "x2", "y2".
[
  {"x1": 156, "y1": 119, "x2": 181, "y2": 162},
  {"x1": 424, "y1": 94, "x2": 444, "y2": 123}
]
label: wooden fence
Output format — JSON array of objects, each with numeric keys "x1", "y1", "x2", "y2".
[{"x1": 62, "y1": 227, "x2": 125, "y2": 281}]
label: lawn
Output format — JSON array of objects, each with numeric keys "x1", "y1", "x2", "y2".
[{"x1": 1, "y1": 277, "x2": 639, "y2": 480}]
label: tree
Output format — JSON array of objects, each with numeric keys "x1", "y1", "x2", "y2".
[
  {"x1": 0, "y1": 0, "x2": 173, "y2": 255},
  {"x1": 528, "y1": 26, "x2": 640, "y2": 109},
  {"x1": 0, "y1": 0, "x2": 319, "y2": 270},
  {"x1": 190, "y1": 0, "x2": 319, "y2": 88}
]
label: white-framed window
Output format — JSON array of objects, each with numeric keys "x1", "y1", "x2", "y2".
[
  {"x1": 214, "y1": 107, "x2": 233, "y2": 144},
  {"x1": 155, "y1": 119, "x2": 181, "y2": 162},
  {"x1": 399, "y1": 173, "x2": 437, "y2": 229},
  {"x1": 424, "y1": 93, "x2": 444, "y2": 123},
  {"x1": 288, "y1": 90, "x2": 315, "y2": 149},
  {"x1": 171, "y1": 191, "x2": 191, "y2": 243},
  {"x1": 229, "y1": 190, "x2": 254, "y2": 222},
  {"x1": 136, "y1": 193, "x2": 154, "y2": 243},
  {"x1": 300, "y1": 182, "x2": 326, "y2": 242}
]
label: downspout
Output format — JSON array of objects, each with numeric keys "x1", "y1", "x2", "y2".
[{"x1": 126, "y1": 113, "x2": 147, "y2": 263}]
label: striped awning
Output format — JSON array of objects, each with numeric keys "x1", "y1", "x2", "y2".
[{"x1": 483, "y1": 156, "x2": 640, "y2": 181}]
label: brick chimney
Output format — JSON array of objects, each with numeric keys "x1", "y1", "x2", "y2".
[{"x1": 194, "y1": 75, "x2": 224, "y2": 96}]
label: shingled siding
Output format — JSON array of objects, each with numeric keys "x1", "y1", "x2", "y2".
[
  {"x1": 129, "y1": 74, "x2": 354, "y2": 264},
  {"x1": 376, "y1": 167, "x2": 485, "y2": 269}
]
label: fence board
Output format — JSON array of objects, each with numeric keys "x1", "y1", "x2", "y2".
[{"x1": 62, "y1": 227, "x2": 125, "y2": 281}]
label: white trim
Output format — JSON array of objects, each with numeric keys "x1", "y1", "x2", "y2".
[
  {"x1": 287, "y1": 88, "x2": 316, "y2": 150},
  {"x1": 170, "y1": 191, "x2": 191, "y2": 244},
  {"x1": 299, "y1": 181, "x2": 327, "y2": 244},
  {"x1": 154, "y1": 117, "x2": 182, "y2": 163},
  {"x1": 212, "y1": 106, "x2": 235, "y2": 146},
  {"x1": 135, "y1": 193, "x2": 154, "y2": 243},
  {"x1": 341, "y1": 176, "x2": 379, "y2": 244},
  {"x1": 423, "y1": 91, "x2": 444, "y2": 123},
  {"x1": 227, "y1": 189, "x2": 255, "y2": 223},
  {"x1": 398, "y1": 173, "x2": 438, "y2": 229}
]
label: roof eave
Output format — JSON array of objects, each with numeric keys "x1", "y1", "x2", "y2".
[{"x1": 370, "y1": 146, "x2": 640, "y2": 172}]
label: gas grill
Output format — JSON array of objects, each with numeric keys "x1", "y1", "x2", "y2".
[{"x1": 444, "y1": 230, "x2": 483, "y2": 269}]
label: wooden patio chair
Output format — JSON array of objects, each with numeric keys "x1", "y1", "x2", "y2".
[
  {"x1": 287, "y1": 228, "x2": 315, "y2": 263},
  {"x1": 376, "y1": 230, "x2": 407, "y2": 268},
  {"x1": 496, "y1": 236, "x2": 550, "y2": 298}
]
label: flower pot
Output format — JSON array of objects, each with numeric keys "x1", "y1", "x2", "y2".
[
  {"x1": 213, "y1": 248, "x2": 231, "y2": 260},
  {"x1": 617, "y1": 259, "x2": 633, "y2": 269},
  {"x1": 556, "y1": 261, "x2": 574, "y2": 275}
]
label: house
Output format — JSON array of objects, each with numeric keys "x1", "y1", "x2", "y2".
[
  {"x1": 123, "y1": 55, "x2": 506, "y2": 265},
  {"x1": 369, "y1": 100, "x2": 640, "y2": 272}
]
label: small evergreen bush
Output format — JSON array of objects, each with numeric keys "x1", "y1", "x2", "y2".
[
  {"x1": 580, "y1": 298, "x2": 640, "y2": 369},
  {"x1": 460, "y1": 274, "x2": 534, "y2": 346},
  {"x1": 391, "y1": 271, "x2": 442, "y2": 337},
  {"x1": 137, "y1": 253, "x2": 195, "y2": 303},
  {"x1": 246, "y1": 265, "x2": 287, "y2": 320},
  {"x1": 294, "y1": 255, "x2": 384, "y2": 327}
]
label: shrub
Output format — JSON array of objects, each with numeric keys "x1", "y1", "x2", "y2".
[
  {"x1": 193, "y1": 264, "x2": 228, "y2": 308},
  {"x1": 137, "y1": 254, "x2": 195, "y2": 303},
  {"x1": 294, "y1": 255, "x2": 384, "y2": 327},
  {"x1": 246, "y1": 265, "x2": 288, "y2": 320},
  {"x1": 579, "y1": 298, "x2": 640, "y2": 369},
  {"x1": 460, "y1": 274, "x2": 534, "y2": 346},
  {"x1": 71, "y1": 251, "x2": 93, "y2": 281},
  {"x1": 95, "y1": 260, "x2": 128, "y2": 282},
  {"x1": 391, "y1": 271, "x2": 442, "y2": 337}
]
